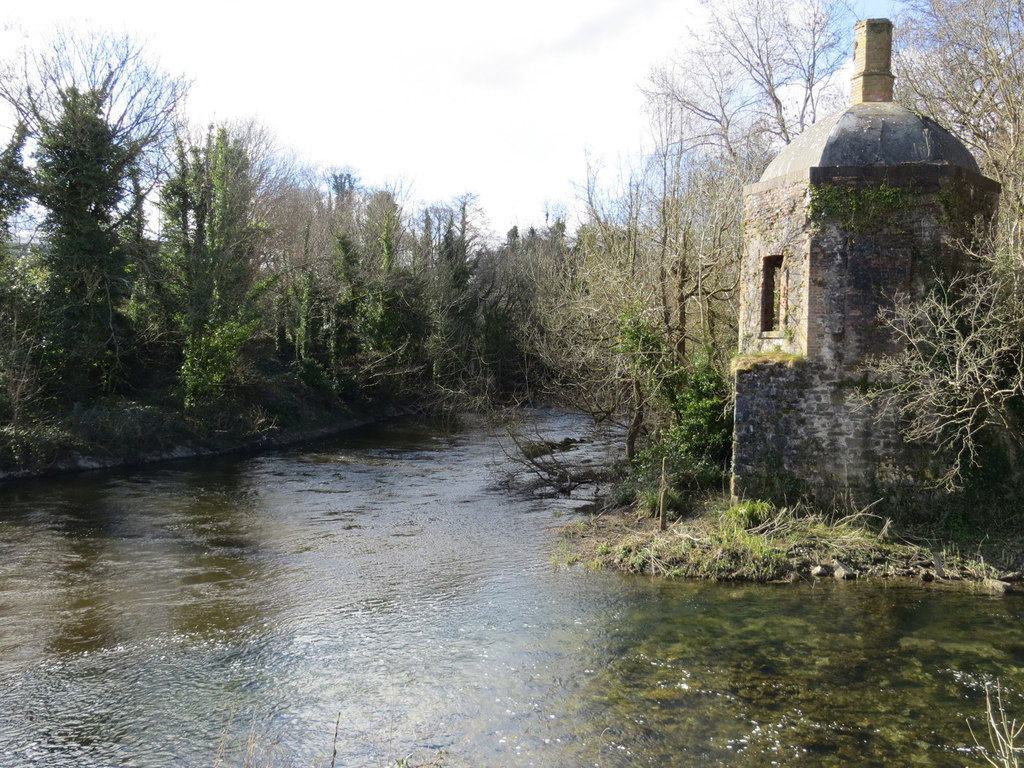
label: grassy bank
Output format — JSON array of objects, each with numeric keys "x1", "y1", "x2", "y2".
[{"x1": 557, "y1": 494, "x2": 1024, "y2": 592}]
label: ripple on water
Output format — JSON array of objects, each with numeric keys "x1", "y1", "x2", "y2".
[{"x1": 0, "y1": 413, "x2": 1022, "y2": 767}]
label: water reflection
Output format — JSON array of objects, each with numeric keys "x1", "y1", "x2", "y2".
[{"x1": 0, "y1": 413, "x2": 1021, "y2": 767}]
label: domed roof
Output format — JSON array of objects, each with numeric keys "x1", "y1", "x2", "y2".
[{"x1": 759, "y1": 102, "x2": 980, "y2": 183}]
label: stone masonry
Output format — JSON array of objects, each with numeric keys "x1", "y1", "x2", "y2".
[{"x1": 730, "y1": 20, "x2": 1000, "y2": 507}]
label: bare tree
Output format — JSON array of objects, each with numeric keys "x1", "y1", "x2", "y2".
[
  {"x1": 648, "y1": 0, "x2": 849, "y2": 158},
  {"x1": 896, "y1": 0, "x2": 1024, "y2": 259},
  {"x1": 527, "y1": 0, "x2": 857, "y2": 457},
  {"x1": 867, "y1": 269, "x2": 1024, "y2": 489},
  {"x1": 0, "y1": 292, "x2": 46, "y2": 426},
  {"x1": 862, "y1": 0, "x2": 1024, "y2": 490},
  {"x1": 0, "y1": 27, "x2": 188, "y2": 204}
]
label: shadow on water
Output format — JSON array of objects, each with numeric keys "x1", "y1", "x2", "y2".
[{"x1": 0, "y1": 411, "x2": 1022, "y2": 767}]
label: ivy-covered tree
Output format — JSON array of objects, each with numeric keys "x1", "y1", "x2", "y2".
[
  {"x1": 33, "y1": 86, "x2": 136, "y2": 395},
  {"x1": 0, "y1": 30, "x2": 187, "y2": 401},
  {"x1": 159, "y1": 126, "x2": 267, "y2": 411},
  {"x1": 0, "y1": 125, "x2": 41, "y2": 425},
  {"x1": 0, "y1": 125, "x2": 31, "y2": 230}
]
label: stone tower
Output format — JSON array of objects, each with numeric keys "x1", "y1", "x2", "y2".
[{"x1": 730, "y1": 19, "x2": 1000, "y2": 506}]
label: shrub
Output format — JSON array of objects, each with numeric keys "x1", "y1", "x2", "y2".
[{"x1": 663, "y1": 351, "x2": 733, "y2": 470}]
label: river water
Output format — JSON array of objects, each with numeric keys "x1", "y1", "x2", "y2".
[{"x1": 0, "y1": 411, "x2": 1021, "y2": 768}]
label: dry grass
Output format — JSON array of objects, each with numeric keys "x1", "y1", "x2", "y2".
[
  {"x1": 558, "y1": 495, "x2": 1016, "y2": 586},
  {"x1": 970, "y1": 681, "x2": 1024, "y2": 768}
]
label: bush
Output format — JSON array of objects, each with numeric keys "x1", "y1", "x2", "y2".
[
  {"x1": 662, "y1": 352, "x2": 733, "y2": 470},
  {"x1": 180, "y1": 318, "x2": 259, "y2": 410},
  {"x1": 0, "y1": 423, "x2": 74, "y2": 470},
  {"x1": 627, "y1": 346, "x2": 734, "y2": 492}
]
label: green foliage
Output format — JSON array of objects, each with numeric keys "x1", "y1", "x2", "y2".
[
  {"x1": 633, "y1": 360, "x2": 732, "y2": 478},
  {"x1": 0, "y1": 34, "x2": 740, "y2": 469},
  {"x1": 0, "y1": 124, "x2": 31, "y2": 231},
  {"x1": 180, "y1": 317, "x2": 259, "y2": 410},
  {"x1": 160, "y1": 127, "x2": 262, "y2": 337},
  {"x1": 0, "y1": 423, "x2": 79, "y2": 470},
  {"x1": 636, "y1": 486, "x2": 687, "y2": 519},
  {"x1": 699, "y1": 523, "x2": 790, "y2": 580},
  {"x1": 617, "y1": 303, "x2": 733, "y2": 472},
  {"x1": 808, "y1": 182, "x2": 910, "y2": 233},
  {"x1": 58, "y1": 399, "x2": 195, "y2": 455},
  {"x1": 936, "y1": 186, "x2": 992, "y2": 229},
  {"x1": 617, "y1": 307, "x2": 665, "y2": 375},
  {"x1": 33, "y1": 87, "x2": 137, "y2": 395},
  {"x1": 425, "y1": 219, "x2": 477, "y2": 391},
  {"x1": 606, "y1": 345, "x2": 734, "y2": 516},
  {"x1": 663, "y1": 352, "x2": 733, "y2": 467},
  {"x1": 601, "y1": 517, "x2": 790, "y2": 580},
  {"x1": 477, "y1": 302, "x2": 518, "y2": 390},
  {"x1": 153, "y1": 127, "x2": 274, "y2": 412},
  {"x1": 724, "y1": 500, "x2": 777, "y2": 529},
  {"x1": 346, "y1": 272, "x2": 430, "y2": 398},
  {"x1": 357, "y1": 284, "x2": 403, "y2": 354}
]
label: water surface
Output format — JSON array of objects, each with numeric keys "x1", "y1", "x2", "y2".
[{"x1": 0, "y1": 412, "x2": 1020, "y2": 767}]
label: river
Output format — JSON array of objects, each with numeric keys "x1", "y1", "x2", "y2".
[{"x1": 0, "y1": 411, "x2": 1021, "y2": 767}]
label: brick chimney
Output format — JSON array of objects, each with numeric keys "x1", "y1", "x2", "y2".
[{"x1": 850, "y1": 19, "x2": 894, "y2": 104}]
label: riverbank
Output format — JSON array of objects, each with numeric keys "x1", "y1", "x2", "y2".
[
  {"x1": 557, "y1": 495, "x2": 1024, "y2": 594},
  {"x1": 0, "y1": 399, "x2": 413, "y2": 483}
]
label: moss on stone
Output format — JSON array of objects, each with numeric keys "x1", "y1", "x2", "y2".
[
  {"x1": 808, "y1": 182, "x2": 910, "y2": 233},
  {"x1": 935, "y1": 185, "x2": 992, "y2": 230},
  {"x1": 731, "y1": 353, "x2": 805, "y2": 373}
]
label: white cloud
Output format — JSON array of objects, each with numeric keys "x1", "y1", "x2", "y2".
[{"x1": 4, "y1": 0, "x2": 700, "y2": 232}]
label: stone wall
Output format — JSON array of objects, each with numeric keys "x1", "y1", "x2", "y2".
[
  {"x1": 738, "y1": 173, "x2": 810, "y2": 357},
  {"x1": 732, "y1": 357, "x2": 910, "y2": 507},
  {"x1": 805, "y1": 165, "x2": 999, "y2": 371}
]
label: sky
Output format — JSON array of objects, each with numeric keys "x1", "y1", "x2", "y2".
[{"x1": 3, "y1": 0, "x2": 904, "y2": 236}]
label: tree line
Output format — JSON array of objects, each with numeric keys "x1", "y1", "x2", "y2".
[
  {"x1": 2, "y1": 0, "x2": 1023, "y2": 501},
  {"x1": 0, "y1": 31, "x2": 571, "y2": 461}
]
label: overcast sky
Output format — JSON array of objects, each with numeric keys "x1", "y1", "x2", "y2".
[{"x1": 3, "y1": 0, "x2": 901, "y2": 235}]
